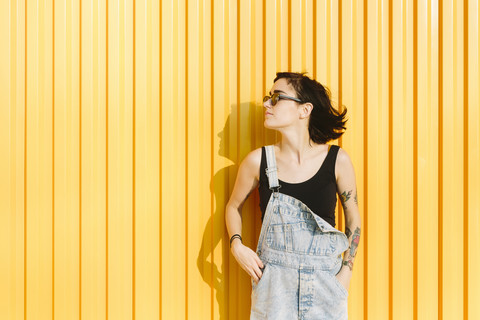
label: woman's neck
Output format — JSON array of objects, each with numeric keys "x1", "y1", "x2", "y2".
[{"x1": 277, "y1": 130, "x2": 321, "y2": 165}]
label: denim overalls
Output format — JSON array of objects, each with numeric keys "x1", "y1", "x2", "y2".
[{"x1": 250, "y1": 145, "x2": 350, "y2": 320}]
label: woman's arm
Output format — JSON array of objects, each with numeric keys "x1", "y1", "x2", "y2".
[
  {"x1": 335, "y1": 148, "x2": 362, "y2": 289},
  {"x1": 225, "y1": 148, "x2": 265, "y2": 284}
]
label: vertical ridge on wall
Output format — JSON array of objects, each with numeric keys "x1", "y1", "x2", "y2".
[
  {"x1": 463, "y1": 1, "x2": 469, "y2": 319},
  {"x1": 105, "y1": 0, "x2": 109, "y2": 317},
  {"x1": 132, "y1": 0, "x2": 137, "y2": 320},
  {"x1": 388, "y1": 0, "x2": 393, "y2": 318},
  {"x1": 301, "y1": 0, "x2": 306, "y2": 71},
  {"x1": 362, "y1": 0, "x2": 368, "y2": 318},
  {"x1": 159, "y1": 0, "x2": 163, "y2": 315},
  {"x1": 233, "y1": 0, "x2": 240, "y2": 315},
  {"x1": 288, "y1": 0, "x2": 291, "y2": 70},
  {"x1": 184, "y1": 0, "x2": 189, "y2": 317},
  {"x1": 467, "y1": 3, "x2": 480, "y2": 320},
  {"x1": 438, "y1": 1, "x2": 444, "y2": 319},
  {"x1": 362, "y1": 0, "x2": 369, "y2": 319},
  {"x1": 24, "y1": 0, "x2": 28, "y2": 316},
  {"x1": 51, "y1": 0, "x2": 55, "y2": 316},
  {"x1": 312, "y1": 0, "x2": 317, "y2": 78},
  {"x1": 132, "y1": 0, "x2": 136, "y2": 318},
  {"x1": 210, "y1": 1, "x2": 214, "y2": 317},
  {"x1": 79, "y1": 0, "x2": 82, "y2": 317},
  {"x1": 413, "y1": 0, "x2": 418, "y2": 318}
]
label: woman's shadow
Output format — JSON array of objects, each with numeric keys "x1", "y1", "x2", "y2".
[{"x1": 196, "y1": 102, "x2": 276, "y2": 319}]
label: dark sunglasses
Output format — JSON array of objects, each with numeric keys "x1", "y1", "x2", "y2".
[{"x1": 263, "y1": 93, "x2": 303, "y2": 106}]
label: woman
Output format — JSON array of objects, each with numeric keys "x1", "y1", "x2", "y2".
[{"x1": 225, "y1": 72, "x2": 361, "y2": 319}]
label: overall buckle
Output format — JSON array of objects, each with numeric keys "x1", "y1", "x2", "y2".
[{"x1": 271, "y1": 185, "x2": 281, "y2": 197}]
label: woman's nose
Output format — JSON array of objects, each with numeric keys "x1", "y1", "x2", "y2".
[{"x1": 263, "y1": 99, "x2": 272, "y2": 109}]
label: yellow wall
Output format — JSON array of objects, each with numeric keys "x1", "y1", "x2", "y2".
[{"x1": 1, "y1": 0, "x2": 479, "y2": 319}]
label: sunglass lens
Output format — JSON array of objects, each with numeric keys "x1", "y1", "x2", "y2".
[
  {"x1": 263, "y1": 93, "x2": 280, "y2": 106},
  {"x1": 271, "y1": 93, "x2": 279, "y2": 106}
]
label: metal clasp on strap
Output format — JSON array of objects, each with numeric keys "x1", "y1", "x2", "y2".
[{"x1": 270, "y1": 185, "x2": 281, "y2": 197}]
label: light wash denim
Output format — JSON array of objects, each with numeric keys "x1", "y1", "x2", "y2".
[{"x1": 250, "y1": 145, "x2": 350, "y2": 320}]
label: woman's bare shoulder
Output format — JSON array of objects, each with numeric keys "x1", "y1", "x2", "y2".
[
  {"x1": 241, "y1": 147, "x2": 263, "y2": 181},
  {"x1": 335, "y1": 146, "x2": 353, "y2": 166},
  {"x1": 334, "y1": 147, "x2": 355, "y2": 181}
]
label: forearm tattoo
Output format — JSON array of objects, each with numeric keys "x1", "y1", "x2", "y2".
[
  {"x1": 342, "y1": 226, "x2": 361, "y2": 271},
  {"x1": 340, "y1": 189, "x2": 359, "y2": 210},
  {"x1": 340, "y1": 190, "x2": 352, "y2": 209}
]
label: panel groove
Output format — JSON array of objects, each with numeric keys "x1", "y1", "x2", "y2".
[
  {"x1": 463, "y1": 2, "x2": 469, "y2": 320},
  {"x1": 413, "y1": 0, "x2": 418, "y2": 319},
  {"x1": 438, "y1": 1, "x2": 443, "y2": 319},
  {"x1": 363, "y1": 0, "x2": 368, "y2": 319}
]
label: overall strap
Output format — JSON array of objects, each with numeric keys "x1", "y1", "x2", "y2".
[{"x1": 264, "y1": 145, "x2": 281, "y2": 192}]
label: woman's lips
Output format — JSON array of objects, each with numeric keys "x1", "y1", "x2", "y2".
[{"x1": 265, "y1": 112, "x2": 272, "y2": 116}]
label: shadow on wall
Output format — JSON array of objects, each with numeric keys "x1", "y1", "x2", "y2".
[{"x1": 196, "y1": 101, "x2": 275, "y2": 319}]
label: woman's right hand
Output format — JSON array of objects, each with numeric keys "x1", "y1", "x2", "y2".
[{"x1": 231, "y1": 241, "x2": 264, "y2": 284}]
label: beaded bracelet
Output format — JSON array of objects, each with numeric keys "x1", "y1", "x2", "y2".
[{"x1": 229, "y1": 234, "x2": 242, "y2": 247}]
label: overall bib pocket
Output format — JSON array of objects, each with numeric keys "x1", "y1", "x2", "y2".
[{"x1": 265, "y1": 221, "x2": 338, "y2": 255}]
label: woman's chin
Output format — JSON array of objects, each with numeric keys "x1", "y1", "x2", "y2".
[
  {"x1": 264, "y1": 119, "x2": 275, "y2": 128},
  {"x1": 263, "y1": 121, "x2": 274, "y2": 129},
  {"x1": 264, "y1": 120, "x2": 282, "y2": 130}
]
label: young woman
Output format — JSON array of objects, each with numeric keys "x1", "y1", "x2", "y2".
[{"x1": 225, "y1": 72, "x2": 361, "y2": 319}]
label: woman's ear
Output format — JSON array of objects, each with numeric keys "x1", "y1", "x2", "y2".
[{"x1": 299, "y1": 103, "x2": 314, "y2": 119}]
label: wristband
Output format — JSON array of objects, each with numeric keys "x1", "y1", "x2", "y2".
[{"x1": 229, "y1": 234, "x2": 242, "y2": 247}]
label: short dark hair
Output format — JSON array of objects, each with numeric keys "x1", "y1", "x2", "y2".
[{"x1": 274, "y1": 72, "x2": 347, "y2": 144}]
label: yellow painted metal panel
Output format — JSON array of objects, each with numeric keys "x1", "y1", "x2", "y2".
[
  {"x1": 290, "y1": 0, "x2": 303, "y2": 72},
  {"x1": 391, "y1": 1, "x2": 414, "y2": 319},
  {"x1": 467, "y1": 2, "x2": 480, "y2": 319},
  {"x1": 366, "y1": 0, "x2": 389, "y2": 319},
  {"x1": 339, "y1": 1, "x2": 366, "y2": 318},
  {"x1": 25, "y1": 0, "x2": 55, "y2": 319},
  {"x1": 417, "y1": 1, "x2": 440, "y2": 319},
  {"x1": 161, "y1": 0, "x2": 188, "y2": 318},
  {"x1": 1, "y1": 0, "x2": 479, "y2": 319},
  {"x1": 53, "y1": 0, "x2": 81, "y2": 317},
  {"x1": 0, "y1": 0, "x2": 22, "y2": 318},
  {"x1": 135, "y1": 0, "x2": 161, "y2": 318},
  {"x1": 107, "y1": 0, "x2": 135, "y2": 318},
  {"x1": 81, "y1": 0, "x2": 108, "y2": 318},
  {"x1": 304, "y1": 0, "x2": 314, "y2": 74},
  {"x1": 442, "y1": 0, "x2": 466, "y2": 318}
]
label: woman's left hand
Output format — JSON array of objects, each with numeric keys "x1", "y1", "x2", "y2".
[{"x1": 335, "y1": 268, "x2": 352, "y2": 291}]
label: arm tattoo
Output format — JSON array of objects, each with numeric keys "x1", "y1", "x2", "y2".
[
  {"x1": 349, "y1": 227, "x2": 360, "y2": 258},
  {"x1": 343, "y1": 226, "x2": 361, "y2": 271},
  {"x1": 340, "y1": 190, "x2": 352, "y2": 209},
  {"x1": 354, "y1": 192, "x2": 358, "y2": 206},
  {"x1": 345, "y1": 227, "x2": 352, "y2": 238}
]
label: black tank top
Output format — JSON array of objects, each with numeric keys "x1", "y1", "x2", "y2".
[{"x1": 258, "y1": 144, "x2": 340, "y2": 227}]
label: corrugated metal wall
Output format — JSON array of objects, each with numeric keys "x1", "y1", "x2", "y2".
[{"x1": 1, "y1": 0, "x2": 479, "y2": 319}]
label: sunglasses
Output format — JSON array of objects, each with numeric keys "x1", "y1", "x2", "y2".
[{"x1": 263, "y1": 93, "x2": 303, "y2": 106}]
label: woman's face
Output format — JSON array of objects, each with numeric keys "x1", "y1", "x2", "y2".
[{"x1": 263, "y1": 78, "x2": 304, "y2": 130}]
